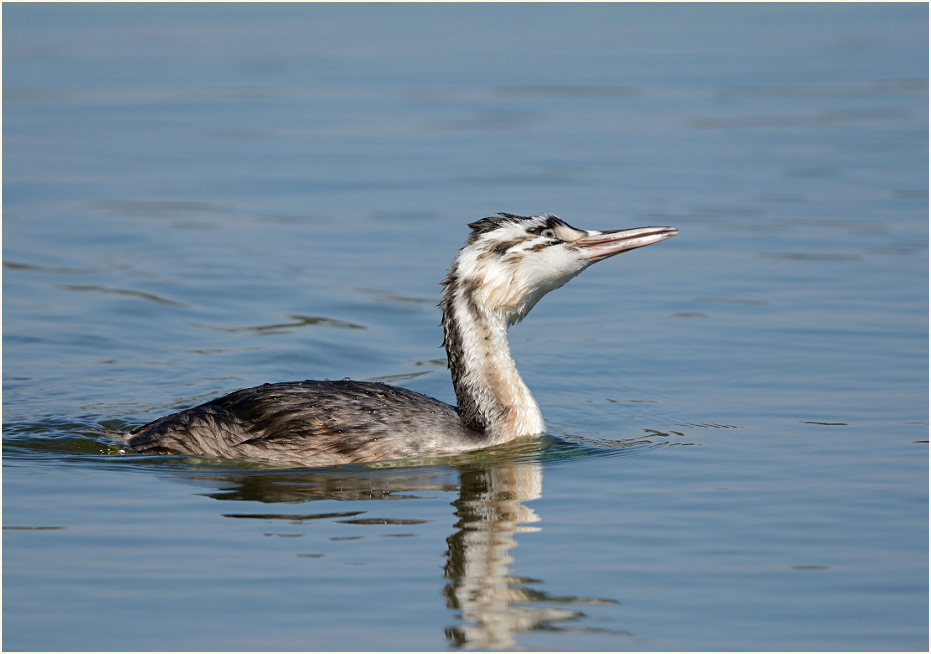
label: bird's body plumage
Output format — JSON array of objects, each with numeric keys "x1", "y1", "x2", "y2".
[
  {"x1": 128, "y1": 380, "x2": 485, "y2": 466},
  {"x1": 118, "y1": 213, "x2": 676, "y2": 467}
]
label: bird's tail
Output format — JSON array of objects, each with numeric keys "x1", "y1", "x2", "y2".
[{"x1": 88, "y1": 425, "x2": 133, "y2": 445}]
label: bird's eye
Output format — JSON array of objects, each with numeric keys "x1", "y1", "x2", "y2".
[{"x1": 541, "y1": 228, "x2": 557, "y2": 240}]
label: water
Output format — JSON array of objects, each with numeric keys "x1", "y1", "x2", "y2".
[{"x1": 3, "y1": 4, "x2": 927, "y2": 651}]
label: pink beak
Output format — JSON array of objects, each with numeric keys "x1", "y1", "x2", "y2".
[{"x1": 575, "y1": 226, "x2": 678, "y2": 260}]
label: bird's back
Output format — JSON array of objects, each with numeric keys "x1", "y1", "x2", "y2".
[{"x1": 127, "y1": 379, "x2": 484, "y2": 467}]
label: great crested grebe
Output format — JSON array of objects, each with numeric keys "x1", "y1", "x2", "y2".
[{"x1": 115, "y1": 213, "x2": 676, "y2": 466}]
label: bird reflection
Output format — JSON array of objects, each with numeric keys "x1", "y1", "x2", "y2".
[
  {"x1": 443, "y1": 462, "x2": 613, "y2": 649},
  {"x1": 181, "y1": 453, "x2": 618, "y2": 648}
]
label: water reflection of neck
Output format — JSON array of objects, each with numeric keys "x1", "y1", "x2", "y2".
[{"x1": 445, "y1": 461, "x2": 576, "y2": 649}]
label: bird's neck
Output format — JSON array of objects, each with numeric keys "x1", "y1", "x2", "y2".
[{"x1": 440, "y1": 283, "x2": 545, "y2": 442}]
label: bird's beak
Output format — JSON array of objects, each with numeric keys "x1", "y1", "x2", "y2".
[{"x1": 575, "y1": 226, "x2": 678, "y2": 261}]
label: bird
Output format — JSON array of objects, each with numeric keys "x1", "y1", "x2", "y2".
[{"x1": 113, "y1": 213, "x2": 676, "y2": 467}]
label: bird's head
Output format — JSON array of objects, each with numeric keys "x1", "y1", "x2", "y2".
[{"x1": 442, "y1": 213, "x2": 677, "y2": 325}]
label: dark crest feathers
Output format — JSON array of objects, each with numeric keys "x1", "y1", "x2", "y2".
[
  {"x1": 467, "y1": 213, "x2": 528, "y2": 235},
  {"x1": 467, "y1": 212, "x2": 566, "y2": 238}
]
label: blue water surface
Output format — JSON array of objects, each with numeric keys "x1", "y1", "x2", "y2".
[{"x1": 3, "y1": 4, "x2": 928, "y2": 651}]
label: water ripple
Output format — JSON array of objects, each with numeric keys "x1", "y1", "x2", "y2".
[
  {"x1": 189, "y1": 314, "x2": 367, "y2": 334},
  {"x1": 57, "y1": 284, "x2": 188, "y2": 307}
]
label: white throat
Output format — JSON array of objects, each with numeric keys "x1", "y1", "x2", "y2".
[{"x1": 441, "y1": 270, "x2": 546, "y2": 442}]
